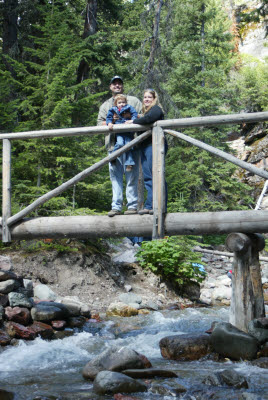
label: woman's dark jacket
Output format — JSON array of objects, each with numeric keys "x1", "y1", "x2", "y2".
[{"x1": 133, "y1": 105, "x2": 164, "y2": 147}]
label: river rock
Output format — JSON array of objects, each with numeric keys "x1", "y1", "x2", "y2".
[
  {"x1": 122, "y1": 368, "x2": 178, "y2": 379},
  {"x1": 5, "y1": 306, "x2": 31, "y2": 325},
  {"x1": 118, "y1": 293, "x2": 142, "y2": 305},
  {"x1": 0, "y1": 294, "x2": 8, "y2": 307},
  {"x1": 51, "y1": 320, "x2": 67, "y2": 330},
  {"x1": 0, "y1": 270, "x2": 18, "y2": 281},
  {"x1": 106, "y1": 302, "x2": 139, "y2": 317},
  {"x1": 0, "y1": 279, "x2": 20, "y2": 294},
  {"x1": 150, "y1": 382, "x2": 187, "y2": 396},
  {"x1": 5, "y1": 321, "x2": 36, "y2": 340},
  {"x1": 114, "y1": 395, "x2": 139, "y2": 400},
  {"x1": 251, "y1": 357, "x2": 268, "y2": 368},
  {"x1": 82, "y1": 345, "x2": 151, "y2": 380},
  {"x1": 30, "y1": 321, "x2": 54, "y2": 339},
  {"x1": 259, "y1": 342, "x2": 268, "y2": 357},
  {"x1": 0, "y1": 389, "x2": 14, "y2": 400},
  {"x1": 34, "y1": 284, "x2": 57, "y2": 301},
  {"x1": 248, "y1": 318, "x2": 268, "y2": 344},
  {"x1": 67, "y1": 316, "x2": 86, "y2": 328},
  {"x1": 93, "y1": 370, "x2": 147, "y2": 395},
  {"x1": 8, "y1": 292, "x2": 33, "y2": 308},
  {"x1": 0, "y1": 255, "x2": 13, "y2": 271},
  {"x1": 59, "y1": 296, "x2": 91, "y2": 317},
  {"x1": 203, "y1": 369, "x2": 248, "y2": 389},
  {"x1": 0, "y1": 329, "x2": 11, "y2": 346},
  {"x1": 159, "y1": 333, "x2": 212, "y2": 361},
  {"x1": 210, "y1": 322, "x2": 259, "y2": 360},
  {"x1": 31, "y1": 301, "x2": 70, "y2": 321}
]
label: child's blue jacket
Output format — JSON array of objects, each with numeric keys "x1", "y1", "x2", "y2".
[{"x1": 106, "y1": 104, "x2": 138, "y2": 125}]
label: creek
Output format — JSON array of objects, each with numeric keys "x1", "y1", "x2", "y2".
[{"x1": 0, "y1": 306, "x2": 267, "y2": 399}]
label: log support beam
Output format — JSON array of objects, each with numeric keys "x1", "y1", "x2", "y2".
[
  {"x1": 225, "y1": 232, "x2": 265, "y2": 332},
  {"x1": 2, "y1": 139, "x2": 11, "y2": 243},
  {"x1": 152, "y1": 126, "x2": 166, "y2": 239}
]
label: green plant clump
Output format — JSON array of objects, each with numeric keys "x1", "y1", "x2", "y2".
[{"x1": 136, "y1": 236, "x2": 206, "y2": 285}]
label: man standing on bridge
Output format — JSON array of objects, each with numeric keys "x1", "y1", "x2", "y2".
[{"x1": 97, "y1": 76, "x2": 142, "y2": 217}]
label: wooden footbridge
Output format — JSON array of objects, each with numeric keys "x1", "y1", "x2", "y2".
[{"x1": 1, "y1": 111, "x2": 268, "y2": 331}]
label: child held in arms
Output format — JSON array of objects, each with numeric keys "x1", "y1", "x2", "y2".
[{"x1": 106, "y1": 94, "x2": 138, "y2": 172}]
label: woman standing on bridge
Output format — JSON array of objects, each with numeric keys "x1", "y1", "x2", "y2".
[{"x1": 126, "y1": 89, "x2": 167, "y2": 215}]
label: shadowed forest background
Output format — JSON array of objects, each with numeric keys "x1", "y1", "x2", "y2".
[{"x1": 0, "y1": 0, "x2": 267, "y2": 218}]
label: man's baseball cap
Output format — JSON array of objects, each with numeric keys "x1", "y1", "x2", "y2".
[{"x1": 110, "y1": 75, "x2": 123, "y2": 84}]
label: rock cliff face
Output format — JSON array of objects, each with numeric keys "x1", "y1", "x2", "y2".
[{"x1": 228, "y1": 125, "x2": 268, "y2": 209}]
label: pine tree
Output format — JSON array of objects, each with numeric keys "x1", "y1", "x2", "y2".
[{"x1": 165, "y1": 0, "x2": 253, "y2": 212}]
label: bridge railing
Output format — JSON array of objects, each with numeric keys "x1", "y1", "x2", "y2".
[{"x1": 1, "y1": 111, "x2": 268, "y2": 242}]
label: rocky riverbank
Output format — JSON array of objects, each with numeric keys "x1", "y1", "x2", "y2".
[{"x1": 1, "y1": 237, "x2": 268, "y2": 345}]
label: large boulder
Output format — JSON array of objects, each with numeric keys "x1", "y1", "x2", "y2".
[
  {"x1": 34, "y1": 284, "x2": 57, "y2": 301},
  {"x1": 203, "y1": 368, "x2": 248, "y2": 389},
  {"x1": 8, "y1": 292, "x2": 33, "y2": 308},
  {"x1": 5, "y1": 306, "x2": 31, "y2": 326},
  {"x1": 248, "y1": 318, "x2": 268, "y2": 344},
  {"x1": 159, "y1": 333, "x2": 212, "y2": 361},
  {"x1": 0, "y1": 279, "x2": 20, "y2": 294},
  {"x1": 31, "y1": 301, "x2": 70, "y2": 322},
  {"x1": 82, "y1": 346, "x2": 151, "y2": 380},
  {"x1": 210, "y1": 322, "x2": 259, "y2": 360},
  {"x1": 93, "y1": 371, "x2": 147, "y2": 395}
]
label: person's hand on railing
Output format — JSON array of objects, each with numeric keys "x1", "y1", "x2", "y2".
[
  {"x1": 112, "y1": 114, "x2": 119, "y2": 123},
  {"x1": 124, "y1": 120, "x2": 133, "y2": 124},
  {"x1": 108, "y1": 122, "x2": 114, "y2": 130}
]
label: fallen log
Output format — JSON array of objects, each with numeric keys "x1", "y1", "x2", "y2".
[
  {"x1": 1, "y1": 210, "x2": 268, "y2": 240},
  {"x1": 193, "y1": 246, "x2": 268, "y2": 262}
]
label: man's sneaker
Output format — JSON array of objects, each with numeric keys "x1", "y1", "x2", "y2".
[
  {"x1": 124, "y1": 208, "x2": 137, "y2": 215},
  {"x1": 138, "y1": 208, "x2": 151, "y2": 215},
  {"x1": 108, "y1": 209, "x2": 122, "y2": 217}
]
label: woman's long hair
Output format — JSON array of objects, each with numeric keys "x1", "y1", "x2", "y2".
[{"x1": 142, "y1": 89, "x2": 163, "y2": 115}]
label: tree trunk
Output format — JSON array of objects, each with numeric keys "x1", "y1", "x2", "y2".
[
  {"x1": 2, "y1": 0, "x2": 19, "y2": 57},
  {"x1": 76, "y1": 0, "x2": 98, "y2": 84}
]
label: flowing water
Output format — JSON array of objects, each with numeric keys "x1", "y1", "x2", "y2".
[{"x1": 0, "y1": 307, "x2": 267, "y2": 399}]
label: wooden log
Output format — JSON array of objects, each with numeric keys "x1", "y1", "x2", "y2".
[
  {"x1": 248, "y1": 234, "x2": 265, "y2": 318},
  {"x1": 158, "y1": 111, "x2": 268, "y2": 129},
  {"x1": 225, "y1": 232, "x2": 251, "y2": 253},
  {"x1": 226, "y1": 233, "x2": 255, "y2": 332},
  {"x1": 6, "y1": 130, "x2": 152, "y2": 227},
  {"x1": 193, "y1": 246, "x2": 268, "y2": 262},
  {"x1": 2, "y1": 139, "x2": 11, "y2": 242},
  {"x1": 0, "y1": 122, "x2": 148, "y2": 140},
  {"x1": 1, "y1": 210, "x2": 268, "y2": 240},
  {"x1": 1, "y1": 112, "x2": 267, "y2": 140},
  {"x1": 165, "y1": 129, "x2": 268, "y2": 181},
  {"x1": 152, "y1": 126, "x2": 166, "y2": 239}
]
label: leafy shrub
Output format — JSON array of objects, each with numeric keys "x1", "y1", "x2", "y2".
[{"x1": 136, "y1": 236, "x2": 206, "y2": 285}]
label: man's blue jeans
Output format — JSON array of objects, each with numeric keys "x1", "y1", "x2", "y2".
[{"x1": 109, "y1": 148, "x2": 139, "y2": 211}]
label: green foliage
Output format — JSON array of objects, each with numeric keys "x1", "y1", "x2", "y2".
[
  {"x1": 229, "y1": 56, "x2": 268, "y2": 113},
  {"x1": 136, "y1": 236, "x2": 206, "y2": 285}
]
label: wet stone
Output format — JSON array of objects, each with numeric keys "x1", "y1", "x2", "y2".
[
  {"x1": 122, "y1": 368, "x2": 178, "y2": 379},
  {"x1": 5, "y1": 306, "x2": 31, "y2": 325},
  {"x1": 93, "y1": 370, "x2": 147, "y2": 395}
]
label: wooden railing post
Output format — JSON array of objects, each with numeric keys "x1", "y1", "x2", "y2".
[
  {"x1": 2, "y1": 139, "x2": 12, "y2": 242},
  {"x1": 226, "y1": 232, "x2": 265, "y2": 332},
  {"x1": 152, "y1": 125, "x2": 166, "y2": 239}
]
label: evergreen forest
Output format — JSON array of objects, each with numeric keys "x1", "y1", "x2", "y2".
[{"x1": 0, "y1": 0, "x2": 267, "y2": 218}]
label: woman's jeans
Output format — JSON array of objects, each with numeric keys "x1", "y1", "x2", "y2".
[{"x1": 140, "y1": 142, "x2": 168, "y2": 211}]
